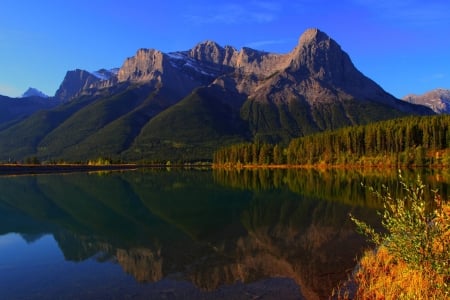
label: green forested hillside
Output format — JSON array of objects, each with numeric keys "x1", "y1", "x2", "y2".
[
  {"x1": 0, "y1": 95, "x2": 98, "y2": 161},
  {"x1": 0, "y1": 87, "x2": 435, "y2": 163},
  {"x1": 62, "y1": 90, "x2": 164, "y2": 160},
  {"x1": 240, "y1": 97, "x2": 414, "y2": 144},
  {"x1": 123, "y1": 87, "x2": 249, "y2": 162},
  {"x1": 0, "y1": 96, "x2": 59, "y2": 130},
  {"x1": 214, "y1": 115, "x2": 450, "y2": 167},
  {"x1": 37, "y1": 88, "x2": 152, "y2": 160}
]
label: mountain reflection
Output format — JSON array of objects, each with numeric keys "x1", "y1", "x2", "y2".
[{"x1": 1, "y1": 169, "x2": 449, "y2": 299}]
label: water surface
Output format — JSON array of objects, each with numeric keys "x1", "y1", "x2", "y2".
[{"x1": 1, "y1": 168, "x2": 448, "y2": 299}]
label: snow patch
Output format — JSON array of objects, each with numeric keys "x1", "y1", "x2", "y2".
[
  {"x1": 91, "y1": 68, "x2": 119, "y2": 81},
  {"x1": 167, "y1": 53, "x2": 217, "y2": 77},
  {"x1": 167, "y1": 52, "x2": 187, "y2": 60}
]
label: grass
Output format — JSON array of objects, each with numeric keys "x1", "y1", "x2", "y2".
[
  {"x1": 349, "y1": 245, "x2": 449, "y2": 299},
  {"x1": 335, "y1": 172, "x2": 450, "y2": 299}
]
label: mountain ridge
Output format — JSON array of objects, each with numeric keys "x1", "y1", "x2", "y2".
[{"x1": 0, "y1": 28, "x2": 434, "y2": 162}]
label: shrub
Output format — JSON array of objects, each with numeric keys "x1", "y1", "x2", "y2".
[
  {"x1": 349, "y1": 246, "x2": 448, "y2": 299},
  {"x1": 347, "y1": 171, "x2": 450, "y2": 298},
  {"x1": 24, "y1": 156, "x2": 41, "y2": 165},
  {"x1": 87, "y1": 157, "x2": 111, "y2": 166}
]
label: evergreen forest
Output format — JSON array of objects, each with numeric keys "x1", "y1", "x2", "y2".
[{"x1": 213, "y1": 115, "x2": 450, "y2": 167}]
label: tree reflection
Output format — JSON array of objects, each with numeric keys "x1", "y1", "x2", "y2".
[{"x1": 0, "y1": 168, "x2": 449, "y2": 299}]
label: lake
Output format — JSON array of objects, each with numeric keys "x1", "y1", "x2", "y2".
[{"x1": 0, "y1": 168, "x2": 448, "y2": 299}]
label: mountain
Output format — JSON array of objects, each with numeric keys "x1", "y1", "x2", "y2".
[
  {"x1": 21, "y1": 87, "x2": 49, "y2": 98},
  {"x1": 0, "y1": 95, "x2": 59, "y2": 133},
  {"x1": 403, "y1": 88, "x2": 450, "y2": 114},
  {"x1": 0, "y1": 28, "x2": 434, "y2": 162},
  {"x1": 53, "y1": 68, "x2": 121, "y2": 102}
]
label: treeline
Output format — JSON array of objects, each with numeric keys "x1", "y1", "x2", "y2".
[
  {"x1": 213, "y1": 115, "x2": 450, "y2": 167},
  {"x1": 213, "y1": 168, "x2": 450, "y2": 208}
]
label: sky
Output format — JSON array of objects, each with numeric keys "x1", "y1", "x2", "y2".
[{"x1": 1, "y1": 0, "x2": 449, "y2": 99}]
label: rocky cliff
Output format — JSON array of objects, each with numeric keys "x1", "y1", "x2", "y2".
[
  {"x1": 53, "y1": 28, "x2": 425, "y2": 111},
  {"x1": 54, "y1": 69, "x2": 102, "y2": 102}
]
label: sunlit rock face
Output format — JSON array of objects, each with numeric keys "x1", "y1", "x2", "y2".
[
  {"x1": 30, "y1": 27, "x2": 436, "y2": 117},
  {"x1": 59, "y1": 28, "x2": 408, "y2": 109}
]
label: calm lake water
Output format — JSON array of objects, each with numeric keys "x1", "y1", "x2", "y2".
[{"x1": 0, "y1": 168, "x2": 449, "y2": 299}]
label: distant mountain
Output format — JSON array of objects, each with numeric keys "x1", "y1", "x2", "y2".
[
  {"x1": 0, "y1": 95, "x2": 59, "y2": 132},
  {"x1": 21, "y1": 87, "x2": 49, "y2": 98},
  {"x1": 0, "y1": 28, "x2": 433, "y2": 162},
  {"x1": 403, "y1": 89, "x2": 450, "y2": 114}
]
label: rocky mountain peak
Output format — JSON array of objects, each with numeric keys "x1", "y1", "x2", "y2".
[
  {"x1": 118, "y1": 48, "x2": 165, "y2": 82},
  {"x1": 285, "y1": 27, "x2": 380, "y2": 100},
  {"x1": 21, "y1": 87, "x2": 49, "y2": 98},
  {"x1": 189, "y1": 41, "x2": 229, "y2": 65},
  {"x1": 298, "y1": 28, "x2": 330, "y2": 46},
  {"x1": 290, "y1": 28, "x2": 346, "y2": 77},
  {"x1": 403, "y1": 88, "x2": 450, "y2": 114},
  {"x1": 54, "y1": 69, "x2": 101, "y2": 102}
]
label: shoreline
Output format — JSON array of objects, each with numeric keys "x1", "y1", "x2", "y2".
[
  {"x1": 0, "y1": 163, "x2": 214, "y2": 176},
  {"x1": 211, "y1": 163, "x2": 450, "y2": 170},
  {"x1": 0, "y1": 164, "x2": 140, "y2": 176},
  {"x1": 1, "y1": 162, "x2": 447, "y2": 176}
]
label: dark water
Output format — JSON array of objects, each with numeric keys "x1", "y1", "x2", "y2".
[{"x1": 0, "y1": 168, "x2": 449, "y2": 299}]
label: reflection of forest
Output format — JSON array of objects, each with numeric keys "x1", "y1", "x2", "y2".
[
  {"x1": 213, "y1": 168, "x2": 450, "y2": 208},
  {"x1": 0, "y1": 169, "x2": 448, "y2": 299}
]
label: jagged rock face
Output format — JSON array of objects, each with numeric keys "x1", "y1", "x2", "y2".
[
  {"x1": 50, "y1": 28, "x2": 431, "y2": 113},
  {"x1": 241, "y1": 28, "x2": 415, "y2": 116},
  {"x1": 234, "y1": 48, "x2": 290, "y2": 77},
  {"x1": 254, "y1": 29, "x2": 390, "y2": 102},
  {"x1": 189, "y1": 40, "x2": 228, "y2": 65},
  {"x1": 403, "y1": 89, "x2": 450, "y2": 114},
  {"x1": 185, "y1": 41, "x2": 290, "y2": 77},
  {"x1": 290, "y1": 28, "x2": 348, "y2": 80},
  {"x1": 117, "y1": 47, "x2": 219, "y2": 101},
  {"x1": 54, "y1": 69, "x2": 101, "y2": 102},
  {"x1": 144, "y1": 28, "x2": 396, "y2": 109},
  {"x1": 56, "y1": 28, "x2": 409, "y2": 109},
  {"x1": 116, "y1": 38, "x2": 289, "y2": 89},
  {"x1": 184, "y1": 40, "x2": 290, "y2": 76},
  {"x1": 118, "y1": 49, "x2": 165, "y2": 83}
]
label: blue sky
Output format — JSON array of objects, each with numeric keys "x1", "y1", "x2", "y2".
[{"x1": 1, "y1": 0, "x2": 449, "y2": 98}]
